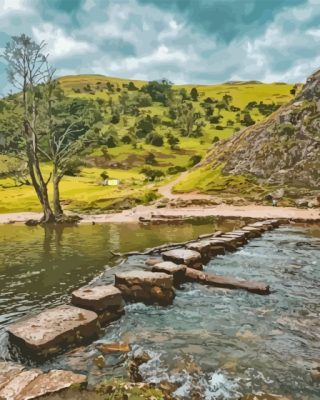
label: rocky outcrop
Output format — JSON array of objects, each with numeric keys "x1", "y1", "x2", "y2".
[
  {"x1": 71, "y1": 285, "x2": 124, "y2": 325},
  {"x1": 0, "y1": 362, "x2": 86, "y2": 400},
  {"x1": 195, "y1": 70, "x2": 320, "y2": 195},
  {"x1": 115, "y1": 270, "x2": 175, "y2": 305},
  {"x1": 7, "y1": 305, "x2": 100, "y2": 357}
]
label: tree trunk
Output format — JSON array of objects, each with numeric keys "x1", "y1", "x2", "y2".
[
  {"x1": 25, "y1": 122, "x2": 55, "y2": 223},
  {"x1": 53, "y1": 175, "x2": 63, "y2": 217}
]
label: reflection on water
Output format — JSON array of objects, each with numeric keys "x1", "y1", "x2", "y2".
[{"x1": 0, "y1": 222, "x2": 319, "y2": 399}]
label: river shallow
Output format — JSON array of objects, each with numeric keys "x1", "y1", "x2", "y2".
[{"x1": 0, "y1": 221, "x2": 319, "y2": 399}]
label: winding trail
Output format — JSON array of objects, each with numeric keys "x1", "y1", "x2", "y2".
[{"x1": 0, "y1": 173, "x2": 319, "y2": 224}]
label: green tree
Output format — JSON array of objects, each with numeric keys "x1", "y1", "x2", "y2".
[
  {"x1": 145, "y1": 131, "x2": 164, "y2": 146},
  {"x1": 189, "y1": 154, "x2": 202, "y2": 167},
  {"x1": 190, "y1": 87, "x2": 199, "y2": 101},
  {"x1": 136, "y1": 115, "x2": 153, "y2": 138}
]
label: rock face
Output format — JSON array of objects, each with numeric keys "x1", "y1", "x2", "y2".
[
  {"x1": 162, "y1": 248, "x2": 202, "y2": 269},
  {"x1": 7, "y1": 305, "x2": 100, "y2": 357},
  {"x1": 115, "y1": 270, "x2": 175, "y2": 306},
  {"x1": 71, "y1": 285, "x2": 124, "y2": 325},
  {"x1": 195, "y1": 70, "x2": 320, "y2": 194},
  {"x1": 0, "y1": 362, "x2": 87, "y2": 400},
  {"x1": 152, "y1": 261, "x2": 186, "y2": 286}
]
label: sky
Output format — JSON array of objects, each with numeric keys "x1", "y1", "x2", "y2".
[{"x1": 1, "y1": 0, "x2": 320, "y2": 93}]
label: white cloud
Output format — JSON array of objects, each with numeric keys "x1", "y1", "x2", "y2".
[{"x1": 32, "y1": 24, "x2": 93, "y2": 60}]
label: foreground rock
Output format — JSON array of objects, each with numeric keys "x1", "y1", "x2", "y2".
[
  {"x1": 7, "y1": 305, "x2": 100, "y2": 358},
  {"x1": 152, "y1": 261, "x2": 186, "y2": 286},
  {"x1": 0, "y1": 362, "x2": 86, "y2": 400},
  {"x1": 71, "y1": 285, "x2": 124, "y2": 325},
  {"x1": 185, "y1": 268, "x2": 270, "y2": 295},
  {"x1": 162, "y1": 248, "x2": 202, "y2": 269},
  {"x1": 115, "y1": 270, "x2": 175, "y2": 305}
]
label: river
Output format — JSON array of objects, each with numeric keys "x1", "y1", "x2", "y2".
[{"x1": 0, "y1": 221, "x2": 319, "y2": 399}]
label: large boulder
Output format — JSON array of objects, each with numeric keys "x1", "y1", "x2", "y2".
[
  {"x1": 115, "y1": 270, "x2": 175, "y2": 306},
  {"x1": 152, "y1": 261, "x2": 186, "y2": 286},
  {"x1": 161, "y1": 248, "x2": 202, "y2": 269},
  {"x1": 71, "y1": 285, "x2": 124, "y2": 325},
  {"x1": 7, "y1": 305, "x2": 100, "y2": 358}
]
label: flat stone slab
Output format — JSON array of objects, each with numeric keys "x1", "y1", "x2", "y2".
[
  {"x1": 241, "y1": 226, "x2": 263, "y2": 236},
  {"x1": 248, "y1": 222, "x2": 273, "y2": 231},
  {"x1": 7, "y1": 305, "x2": 100, "y2": 356},
  {"x1": 0, "y1": 362, "x2": 25, "y2": 391},
  {"x1": 162, "y1": 248, "x2": 202, "y2": 269},
  {"x1": 17, "y1": 370, "x2": 86, "y2": 400},
  {"x1": 71, "y1": 285, "x2": 124, "y2": 312},
  {"x1": 115, "y1": 270, "x2": 175, "y2": 305},
  {"x1": 185, "y1": 268, "x2": 270, "y2": 295},
  {"x1": 0, "y1": 369, "x2": 43, "y2": 400}
]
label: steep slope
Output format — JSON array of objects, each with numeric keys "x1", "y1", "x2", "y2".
[{"x1": 176, "y1": 70, "x2": 320, "y2": 198}]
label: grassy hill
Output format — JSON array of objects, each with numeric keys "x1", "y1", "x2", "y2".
[
  {"x1": 0, "y1": 74, "x2": 297, "y2": 213},
  {"x1": 175, "y1": 70, "x2": 320, "y2": 205}
]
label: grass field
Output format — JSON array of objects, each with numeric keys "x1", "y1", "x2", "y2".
[{"x1": 0, "y1": 74, "x2": 297, "y2": 213}]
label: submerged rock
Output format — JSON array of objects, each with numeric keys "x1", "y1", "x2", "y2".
[
  {"x1": 162, "y1": 248, "x2": 202, "y2": 269},
  {"x1": 115, "y1": 270, "x2": 175, "y2": 306},
  {"x1": 7, "y1": 305, "x2": 100, "y2": 358}
]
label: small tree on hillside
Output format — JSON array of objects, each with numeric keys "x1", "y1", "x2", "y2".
[{"x1": 190, "y1": 87, "x2": 199, "y2": 101}]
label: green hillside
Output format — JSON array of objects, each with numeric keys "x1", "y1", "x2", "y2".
[{"x1": 0, "y1": 74, "x2": 297, "y2": 213}]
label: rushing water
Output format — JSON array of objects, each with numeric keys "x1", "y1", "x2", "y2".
[{"x1": 0, "y1": 221, "x2": 319, "y2": 399}]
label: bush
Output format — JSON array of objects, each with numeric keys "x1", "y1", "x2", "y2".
[
  {"x1": 212, "y1": 136, "x2": 220, "y2": 144},
  {"x1": 145, "y1": 152, "x2": 157, "y2": 165},
  {"x1": 188, "y1": 154, "x2": 202, "y2": 167},
  {"x1": 215, "y1": 125, "x2": 224, "y2": 130},
  {"x1": 167, "y1": 165, "x2": 186, "y2": 175},
  {"x1": 64, "y1": 158, "x2": 82, "y2": 176},
  {"x1": 136, "y1": 115, "x2": 153, "y2": 138},
  {"x1": 145, "y1": 132, "x2": 164, "y2": 146},
  {"x1": 121, "y1": 134, "x2": 132, "y2": 144},
  {"x1": 140, "y1": 167, "x2": 165, "y2": 181}
]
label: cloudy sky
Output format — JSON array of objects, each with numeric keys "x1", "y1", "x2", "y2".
[{"x1": 1, "y1": 0, "x2": 320, "y2": 93}]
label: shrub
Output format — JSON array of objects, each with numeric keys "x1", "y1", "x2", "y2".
[
  {"x1": 140, "y1": 167, "x2": 165, "y2": 181},
  {"x1": 167, "y1": 165, "x2": 187, "y2": 175},
  {"x1": 215, "y1": 125, "x2": 224, "y2": 130},
  {"x1": 121, "y1": 135, "x2": 132, "y2": 144},
  {"x1": 145, "y1": 132, "x2": 164, "y2": 146},
  {"x1": 212, "y1": 136, "x2": 220, "y2": 144},
  {"x1": 145, "y1": 152, "x2": 157, "y2": 165},
  {"x1": 188, "y1": 154, "x2": 202, "y2": 167}
]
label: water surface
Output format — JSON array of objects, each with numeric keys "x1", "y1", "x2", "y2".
[{"x1": 0, "y1": 221, "x2": 319, "y2": 399}]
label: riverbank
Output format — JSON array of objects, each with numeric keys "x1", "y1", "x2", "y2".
[{"x1": 0, "y1": 204, "x2": 319, "y2": 224}]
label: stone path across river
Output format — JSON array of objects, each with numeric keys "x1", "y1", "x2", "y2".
[{"x1": 1, "y1": 218, "x2": 282, "y2": 399}]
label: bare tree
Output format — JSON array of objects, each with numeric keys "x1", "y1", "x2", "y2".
[{"x1": 1, "y1": 34, "x2": 55, "y2": 222}]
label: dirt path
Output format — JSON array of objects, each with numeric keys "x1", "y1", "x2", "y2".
[
  {"x1": 0, "y1": 204, "x2": 319, "y2": 225},
  {"x1": 157, "y1": 171, "x2": 212, "y2": 200}
]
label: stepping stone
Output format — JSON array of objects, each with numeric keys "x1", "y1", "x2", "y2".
[
  {"x1": 115, "y1": 270, "x2": 175, "y2": 306},
  {"x1": 145, "y1": 258, "x2": 162, "y2": 266},
  {"x1": 0, "y1": 362, "x2": 25, "y2": 391},
  {"x1": 248, "y1": 222, "x2": 273, "y2": 231},
  {"x1": 207, "y1": 239, "x2": 236, "y2": 251},
  {"x1": 264, "y1": 219, "x2": 281, "y2": 227},
  {"x1": 162, "y1": 248, "x2": 202, "y2": 269},
  {"x1": 0, "y1": 369, "x2": 43, "y2": 400},
  {"x1": 210, "y1": 245, "x2": 225, "y2": 256},
  {"x1": 221, "y1": 234, "x2": 247, "y2": 245},
  {"x1": 231, "y1": 230, "x2": 256, "y2": 239},
  {"x1": 71, "y1": 285, "x2": 124, "y2": 325},
  {"x1": 7, "y1": 305, "x2": 100, "y2": 358},
  {"x1": 186, "y1": 241, "x2": 211, "y2": 260},
  {"x1": 241, "y1": 226, "x2": 263, "y2": 237},
  {"x1": 17, "y1": 370, "x2": 87, "y2": 400},
  {"x1": 219, "y1": 235, "x2": 245, "y2": 246},
  {"x1": 152, "y1": 261, "x2": 186, "y2": 286}
]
